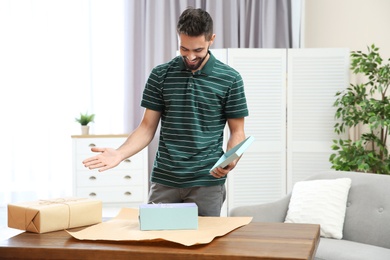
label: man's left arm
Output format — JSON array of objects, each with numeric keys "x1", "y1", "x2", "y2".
[{"x1": 210, "y1": 117, "x2": 246, "y2": 178}]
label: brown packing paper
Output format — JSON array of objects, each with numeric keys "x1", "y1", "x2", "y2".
[
  {"x1": 8, "y1": 197, "x2": 102, "y2": 233},
  {"x1": 67, "y1": 208, "x2": 252, "y2": 246}
]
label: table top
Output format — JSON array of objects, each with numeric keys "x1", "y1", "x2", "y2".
[{"x1": 0, "y1": 222, "x2": 320, "y2": 260}]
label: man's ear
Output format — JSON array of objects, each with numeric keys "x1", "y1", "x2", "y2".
[{"x1": 209, "y1": 34, "x2": 216, "y2": 45}]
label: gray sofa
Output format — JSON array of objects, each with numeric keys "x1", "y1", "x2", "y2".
[{"x1": 230, "y1": 171, "x2": 390, "y2": 260}]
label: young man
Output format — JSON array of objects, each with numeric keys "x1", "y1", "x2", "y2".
[{"x1": 82, "y1": 7, "x2": 248, "y2": 216}]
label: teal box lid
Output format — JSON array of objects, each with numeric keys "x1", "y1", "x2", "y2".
[
  {"x1": 210, "y1": 136, "x2": 255, "y2": 172},
  {"x1": 139, "y1": 203, "x2": 198, "y2": 231}
]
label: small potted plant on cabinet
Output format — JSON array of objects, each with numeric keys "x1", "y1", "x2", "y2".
[{"x1": 75, "y1": 112, "x2": 95, "y2": 135}]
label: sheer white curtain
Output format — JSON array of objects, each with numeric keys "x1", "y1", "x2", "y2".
[{"x1": 0, "y1": 0, "x2": 125, "y2": 206}]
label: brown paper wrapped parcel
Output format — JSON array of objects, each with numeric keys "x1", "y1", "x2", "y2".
[{"x1": 8, "y1": 197, "x2": 102, "y2": 233}]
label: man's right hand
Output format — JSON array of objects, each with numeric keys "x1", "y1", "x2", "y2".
[{"x1": 82, "y1": 147, "x2": 123, "y2": 172}]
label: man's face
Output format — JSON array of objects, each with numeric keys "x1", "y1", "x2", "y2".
[{"x1": 179, "y1": 33, "x2": 215, "y2": 71}]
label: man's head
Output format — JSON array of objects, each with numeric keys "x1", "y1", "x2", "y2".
[
  {"x1": 177, "y1": 8, "x2": 215, "y2": 71},
  {"x1": 177, "y1": 7, "x2": 214, "y2": 41}
]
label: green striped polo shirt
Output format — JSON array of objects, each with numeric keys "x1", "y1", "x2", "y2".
[{"x1": 141, "y1": 51, "x2": 248, "y2": 188}]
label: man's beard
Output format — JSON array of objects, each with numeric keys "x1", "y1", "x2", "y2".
[{"x1": 182, "y1": 52, "x2": 208, "y2": 71}]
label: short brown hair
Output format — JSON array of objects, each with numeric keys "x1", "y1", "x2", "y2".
[{"x1": 176, "y1": 8, "x2": 213, "y2": 41}]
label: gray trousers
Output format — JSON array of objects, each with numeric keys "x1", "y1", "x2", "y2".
[{"x1": 147, "y1": 182, "x2": 226, "y2": 216}]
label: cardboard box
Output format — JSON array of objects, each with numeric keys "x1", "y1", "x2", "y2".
[
  {"x1": 139, "y1": 203, "x2": 198, "y2": 231},
  {"x1": 8, "y1": 197, "x2": 102, "y2": 233}
]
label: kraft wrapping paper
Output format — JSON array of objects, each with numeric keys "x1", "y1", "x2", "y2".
[
  {"x1": 8, "y1": 197, "x2": 102, "y2": 233},
  {"x1": 67, "y1": 208, "x2": 252, "y2": 246}
]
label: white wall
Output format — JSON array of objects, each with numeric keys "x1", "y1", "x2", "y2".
[
  {"x1": 303, "y1": 0, "x2": 390, "y2": 60},
  {"x1": 303, "y1": 0, "x2": 390, "y2": 141}
]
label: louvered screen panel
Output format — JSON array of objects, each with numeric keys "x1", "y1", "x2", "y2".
[
  {"x1": 226, "y1": 48, "x2": 287, "y2": 213},
  {"x1": 287, "y1": 49, "x2": 350, "y2": 191}
]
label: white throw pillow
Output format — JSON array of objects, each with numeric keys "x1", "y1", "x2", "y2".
[{"x1": 284, "y1": 178, "x2": 352, "y2": 239}]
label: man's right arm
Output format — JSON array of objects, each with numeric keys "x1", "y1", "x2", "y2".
[
  {"x1": 117, "y1": 108, "x2": 161, "y2": 159},
  {"x1": 82, "y1": 108, "x2": 161, "y2": 172}
]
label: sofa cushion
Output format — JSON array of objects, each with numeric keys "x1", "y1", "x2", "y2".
[
  {"x1": 284, "y1": 178, "x2": 351, "y2": 239},
  {"x1": 315, "y1": 238, "x2": 390, "y2": 260},
  {"x1": 307, "y1": 171, "x2": 390, "y2": 248}
]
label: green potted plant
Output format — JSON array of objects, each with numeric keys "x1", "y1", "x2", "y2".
[
  {"x1": 75, "y1": 112, "x2": 95, "y2": 135},
  {"x1": 330, "y1": 44, "x2": 390, "y2": 174}
]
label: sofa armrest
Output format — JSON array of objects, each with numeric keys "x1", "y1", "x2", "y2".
[{"x1": 229, "y1": 194, "x2": 291, "y2": 222}]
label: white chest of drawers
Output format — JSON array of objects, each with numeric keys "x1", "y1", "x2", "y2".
[{"x1": 72, "y1": 135, "x2": 149, "y2": 208}]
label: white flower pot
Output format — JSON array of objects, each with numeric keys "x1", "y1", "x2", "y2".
[{"x1": 81, "y1": 125, "x2": 90, "y2": 135}]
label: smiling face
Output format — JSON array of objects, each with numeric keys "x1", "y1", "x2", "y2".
[{"x1": 179, "y1": 33, "x2": 215, "y2": 72}]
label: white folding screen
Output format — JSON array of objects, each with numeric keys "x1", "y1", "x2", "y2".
[
  {"x1": 226, "y1": 49, "x2": 288, "y2": 212},
  {"x1": 286, "y1": 49, "x2": 350, "y2": 192},
  {"x1": 210, "y1": 48, "x2": 350, "y2": 216}
]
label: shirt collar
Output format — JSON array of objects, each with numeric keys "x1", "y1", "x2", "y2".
[{"x1": 178, "y1": 50, "x2": 215, "y2": 76}]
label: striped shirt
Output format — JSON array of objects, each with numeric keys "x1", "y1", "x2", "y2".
[{"x1": 141, "y1": 51, "x2": 248, "y2": 188}]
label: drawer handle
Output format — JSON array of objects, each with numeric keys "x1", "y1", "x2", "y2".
[
  {"x1": 89, "y1": 192, "x2": 97, "y2": 197},
  {"x1": 89, "y1": 176, "x2": 97, "y2": 180},
  {"x1": 88, "y1": 143, "x2": 96, "y2": 147},
  {"x1": 124, "y1": 175, "x2": 131, "y2": 180},
  {"x1": 124, "y1": 158, "x2": 131, "y2": 163},
  {"x1": 124, "y1": 191, "x2": 132, "y2": 196}
]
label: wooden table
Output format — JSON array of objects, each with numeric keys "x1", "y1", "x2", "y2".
[{"x1": 0, "y1": 222, "x2": 320, "y2": 260}]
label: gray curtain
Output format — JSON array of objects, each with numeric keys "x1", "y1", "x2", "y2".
[{"x1": 123, "y1": 0, "x2": 294, "y2": 168}]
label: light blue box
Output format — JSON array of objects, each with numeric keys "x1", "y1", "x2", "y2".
[{"x1": 139, "y1": 203, "x2": 198, "y2": 231}]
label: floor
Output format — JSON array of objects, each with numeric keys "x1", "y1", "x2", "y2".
[{"x1": 0, "y1": 206, "x2": 121, "y2": 241}]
